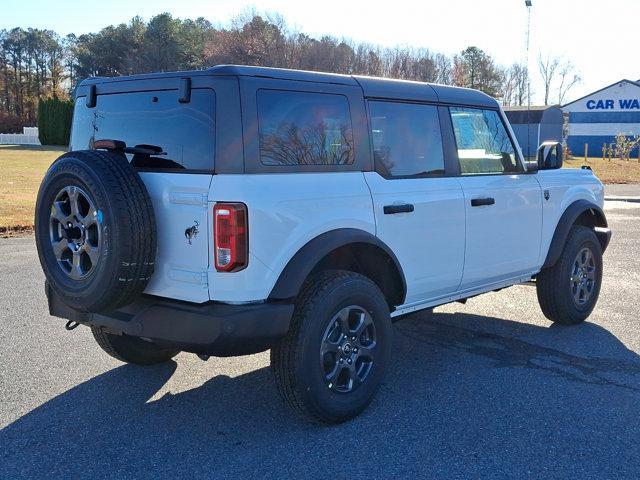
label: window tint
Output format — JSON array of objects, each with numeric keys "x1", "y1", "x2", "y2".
[
  {"x1": 70, "y1": 89, "x2": 215, "y2": 170},
  {"x1": 369, "y1": 101, "x2": 444, "y2": 177},
  {"x1": 450, "y1": 107, "x2": 520, "y2": 175},
  {"x1": 257, "y1": 90, "x2": 354, "y2": 166}
]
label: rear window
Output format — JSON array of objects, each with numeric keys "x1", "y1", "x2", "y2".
[
  {"x1": 257, "y1": 89, "x2": 354, "y2": 166},
  {"x1": 70, "y1": 89, "x2": 215, "y2": 170}
]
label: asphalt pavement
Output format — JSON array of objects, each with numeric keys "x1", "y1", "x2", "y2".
[{"x1": 1, "y1": 201, "x2": 639, "y2": 479}]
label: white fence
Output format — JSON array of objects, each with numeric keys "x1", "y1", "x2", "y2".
[{"x1": 0, "y1": 127, "x2": 40, "y2": 145}]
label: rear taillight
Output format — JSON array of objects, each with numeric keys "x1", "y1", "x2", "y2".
[{"x1": 213, "y1": 203, "x2": 248, "y2": 272}]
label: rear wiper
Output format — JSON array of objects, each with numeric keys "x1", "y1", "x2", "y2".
[
  {"x1": 93, "y1": 139, "x2": 183, "y2": 170},
  {"x1": 93, "y1": 139, "x2": 167, "y2": 156}
]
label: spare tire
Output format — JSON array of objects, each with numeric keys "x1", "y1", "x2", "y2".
[{"x1": 35, "y1": 150, "x2": 157, "y2": 313}]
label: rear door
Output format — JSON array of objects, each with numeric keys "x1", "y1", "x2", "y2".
[
  {"x1": 364, "y1": 101, "x2": 465, "y2": 305},
  {"x1": 70, "y1": 80, "x2": 220, "y2": 303},
  {"x1": 448, "y1": 106, "x2": 543, "y2": 289}
]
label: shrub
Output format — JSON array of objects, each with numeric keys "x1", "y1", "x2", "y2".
[
  {"x1": 614, "y1": 132, "x2": 640, "y2": 161},
  {"x1": 0, "y1": 112, "x2": 27, "y2": 134},
  {"x1": 37, "y1": 97, "x2": 74, "y2": 146}
]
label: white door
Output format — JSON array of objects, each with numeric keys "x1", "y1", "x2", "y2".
[
  {"x1": 365, "y1": 101, "x2": 465, "y2": 305},
  {"x1": 457, "y1": 174, "x2": 542, "y2": 287},
  {"x1": 449, "y1": 106, "x2": 543, "y2": 289}
]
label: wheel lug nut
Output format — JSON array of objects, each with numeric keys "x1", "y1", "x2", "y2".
[
  {"x1": 339, "y1": 358, "x2": 344, "y2": 363},
  {"x1": 347, "y1": 358, "x2": 352, "y2": 365}
]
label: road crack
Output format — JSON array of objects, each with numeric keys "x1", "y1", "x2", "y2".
[{"x1": 396, "y1": 316, "x2": 640, "y2": 392}]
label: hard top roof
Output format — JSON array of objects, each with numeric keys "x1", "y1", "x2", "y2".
[{"x1": 79, "y1": 64, "x2": 498, "y2": 108}]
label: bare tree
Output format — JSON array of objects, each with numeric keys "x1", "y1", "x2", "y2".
[
  {"x1": 538, "y1": 54, "x2": 560, "y2": 105},
  {"x1": 434, "y1": 53, "x2": 452, "y2": 85},
  {"x1": 557, "y1": 61, "x2": 581, "y2": 105},
  {"x1": 502, "y1": 63, "x2": 529, "y2": 106}
]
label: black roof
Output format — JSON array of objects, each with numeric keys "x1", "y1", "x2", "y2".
[
  {"x1": 79, "y1": 65, "x2": 498, "y2": 108},
  {"x1": 503, "y1": 105, "x2": 564, "y2": 124}
]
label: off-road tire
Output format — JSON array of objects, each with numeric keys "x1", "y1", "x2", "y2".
[
  {"x1": 271, "y1": 270, "x2": 392, "y2": 424},
  {"x1": 536, "y1": 225, "x2": 603, "y2": 325},
  {"x1": 91, "y1": 326, "x2": 178, "y2": 365},
  {"x1": 35, "y1": 150, "x2": 156, "y2": 312}
]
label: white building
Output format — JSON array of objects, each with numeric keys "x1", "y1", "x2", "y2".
[{"x1": 563, "y1": 79, "x2": 640, "y2": 158}]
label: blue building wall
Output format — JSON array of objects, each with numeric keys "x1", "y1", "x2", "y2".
[{"x1": 566, "y1": 135, "x2": 639, "y2": 158}]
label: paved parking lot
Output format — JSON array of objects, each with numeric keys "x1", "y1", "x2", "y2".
[{"x1": 1, "y1": 201, "x2": 639, "y2": 479}]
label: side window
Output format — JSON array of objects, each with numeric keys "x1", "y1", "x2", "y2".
[
  {"x1": 70, "y1": 89, "x2": 215, "y2": 170},
  {"x1": 257, "y1": 89, "x2": 354, "y2": 166},
  {"x1": 369, "y1": 101, "x2": 445, "y2": 177},
  {"x1": 449, "y1": 107, "x2": 521, "y2": 175}
]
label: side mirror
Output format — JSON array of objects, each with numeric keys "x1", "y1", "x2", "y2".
[{"x1": 537, "y1": 141, "x2": 563, "y2": 170}]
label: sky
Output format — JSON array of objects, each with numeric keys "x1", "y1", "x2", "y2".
[{"x1": 1, "y1": 0, "x2": 638, "y2": 104}]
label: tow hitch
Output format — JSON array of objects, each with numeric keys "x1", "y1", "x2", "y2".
[{"x1": 65, "y1": 320, "x2": 81, "y2": 331}]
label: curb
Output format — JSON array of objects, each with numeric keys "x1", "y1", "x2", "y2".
[{"x1": 604, "y1": 196, "x2": 640, "y2": 203}]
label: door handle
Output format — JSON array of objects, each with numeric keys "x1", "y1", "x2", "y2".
[
  {"x1": 471, "y1": 197, "x2": 495, "y2": 207},
  {"x1": 383, "y1": 204, "x2": 414, "y2": 214}
]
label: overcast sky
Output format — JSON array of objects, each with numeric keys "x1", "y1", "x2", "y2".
[{"x1": 2, "y1": 0, "x2": 638, "y2": 104}]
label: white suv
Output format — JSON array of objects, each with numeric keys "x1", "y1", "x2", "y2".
[{"x1": 35, "y1": 65, "x2": 611, "y2": 423}]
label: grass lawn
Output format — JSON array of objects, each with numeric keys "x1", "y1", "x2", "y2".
[
  {"x1": 565, "y1": 156, "x2": 640, "y2": 184},
  {"x1": 0, "y1": 145, "x2": 65, "y2": 235}
]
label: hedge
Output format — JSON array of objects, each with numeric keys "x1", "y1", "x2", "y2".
[{"x1": 38, "y1": 97, "x2": 74, "y2": 146}]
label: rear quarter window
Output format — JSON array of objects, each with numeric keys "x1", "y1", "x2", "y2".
[
  {"x1": 70, "y1": 89, "x2": 215, "y2": 170},
  {"x1": 256, "y1": 89, "x2": 354, "y2": 166}
]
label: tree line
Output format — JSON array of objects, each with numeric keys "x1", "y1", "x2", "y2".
[{"x1": 0, "y1": 12, "x2": 580, "y2": 130}]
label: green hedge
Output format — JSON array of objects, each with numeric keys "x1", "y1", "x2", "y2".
[{"x1": 38, "y1": 97, "x2": 74, "y2": 146}]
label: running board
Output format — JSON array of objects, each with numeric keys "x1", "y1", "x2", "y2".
[{"x1": 391, "y1": 274, "x2": 535, "y2": 318}]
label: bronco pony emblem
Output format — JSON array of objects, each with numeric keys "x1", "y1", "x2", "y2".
[{"x1": 184, "y1": 220, "x2": 199, "y2": 245}]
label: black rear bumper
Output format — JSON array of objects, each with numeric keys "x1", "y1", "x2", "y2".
[{"x1": 46, "y1": 283, "x2": 294, "y2": 357}]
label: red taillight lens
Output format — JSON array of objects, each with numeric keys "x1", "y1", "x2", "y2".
[{"x1": 213, "y1": 203, "x2": 248, "y2": 272}]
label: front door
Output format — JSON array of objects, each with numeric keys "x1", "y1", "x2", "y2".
[
  {"x1": 449, "y1": 106, "x2": 543, "y2": 289},
  {"x1": 365, "y1": 101, "x2": 465, "y2": 305}
]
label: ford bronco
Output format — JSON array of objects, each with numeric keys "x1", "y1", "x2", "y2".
[{"x1": 35, "y1": 65, "x2": 611, "y2": 423}]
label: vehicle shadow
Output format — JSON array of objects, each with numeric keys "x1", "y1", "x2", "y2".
[{"x1": 2, "y1": 311, "x2": 640, "y2": 479}]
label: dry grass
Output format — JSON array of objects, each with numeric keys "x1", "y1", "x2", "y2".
[
  {"x1": 0, "y1": 145, "x2": 65, "y2": 235},
  {"x1": 565, "y1": 156, "x2": 640, "y2": 184}
]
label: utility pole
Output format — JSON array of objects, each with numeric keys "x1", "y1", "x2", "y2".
[{"x1": 525, "y1": 0, "x2": 533, "y2": 158}]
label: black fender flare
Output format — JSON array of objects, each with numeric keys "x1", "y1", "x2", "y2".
[
  {"x1": 542, "y1": 199, "x2": 609, "y2": 269},
  {"x1": 268, "y1": 228, "x2": 407, "y2": 303}
]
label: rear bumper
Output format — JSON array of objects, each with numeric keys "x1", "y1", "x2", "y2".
[{"x1": 46, "y1": 283, "x2": 294, "y2": 357}]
